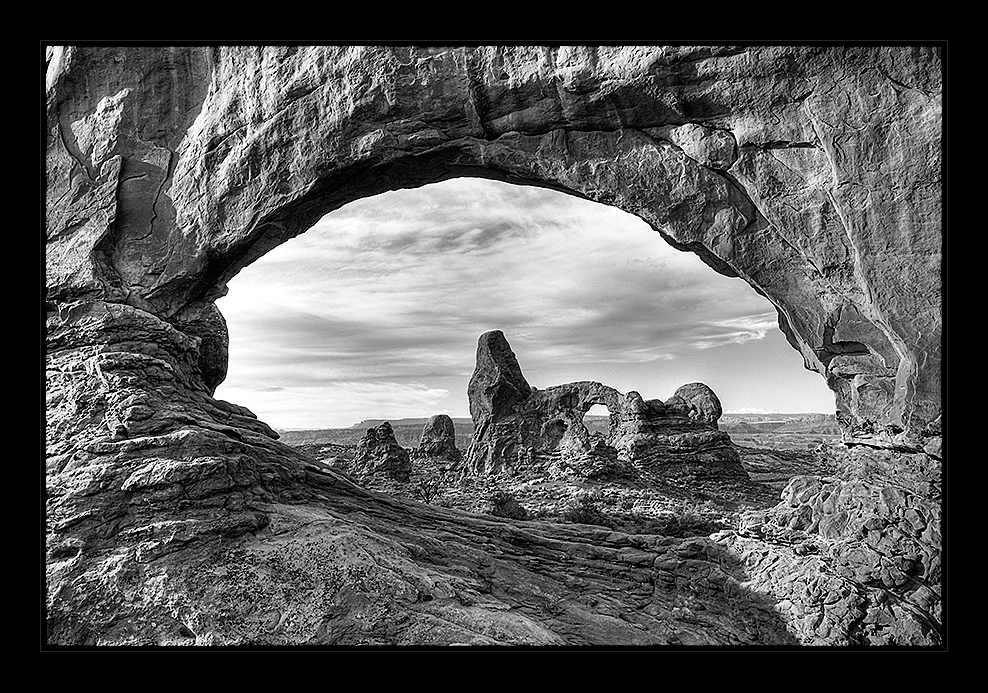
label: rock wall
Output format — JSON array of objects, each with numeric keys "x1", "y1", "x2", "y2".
[{"x1": 45, "y1": 44, "x2": 943, "y2": 646}]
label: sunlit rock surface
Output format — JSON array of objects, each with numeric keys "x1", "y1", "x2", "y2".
[
  {"x1": 45, "y1": 45, "x2": 942, "y2": 646},
  {"x1": 411, "y1": 414, "x2": 463, "y2": 474},
  {"x1": 464, "y1": 330, "x2": 744, "y2": 481}
]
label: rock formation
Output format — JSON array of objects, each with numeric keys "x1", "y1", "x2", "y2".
[
  {"x1": 728, "y1": 443, "x2": 942, "y2": 645},
  {"x1": 465, "y1": 331, "x2": 744, "y2": 481},
  {"x1": 45, "y1": 45, "x2": 943, "y2": 646},
  {"x1": 411, "y1": 414, "x2": 463, "y2": 474},
  {"x1": 352, "y1": 422, "x2": 412, "y2": 482},
  {"x1": 668, "y1": 383, "x2": 723, "y2": 425},
  {"x1": 45, "y1": 45, "x2": 941, "y2": 449}
]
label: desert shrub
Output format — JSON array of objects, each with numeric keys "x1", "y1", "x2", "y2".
[
  {"x1": 658, "y1": 512, "x2": 728, "y2": 537},
  {"x1": 611, "y1": 511, "x2": 728, "y2": 538},
  {"x1": 487, "y1": 491, "x2": 529, "y2": 520},
  {"x1": 411, "y1": 472, "x2": 447, "y2": 504},
  {"x1": 561, "y1": 494, "x2": 612, "y2": 527}
]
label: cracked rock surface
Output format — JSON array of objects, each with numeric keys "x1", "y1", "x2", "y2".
[{"x1": 45, "y1": 45, "x2": 942, "y2": 646}]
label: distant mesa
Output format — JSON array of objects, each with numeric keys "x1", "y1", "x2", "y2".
[
  {"x1": 464, "y1": 330, "x2": 747, "y2": 480},
  {"x1": 720, "y1": 412, "x2": 840, "y2": 435}
]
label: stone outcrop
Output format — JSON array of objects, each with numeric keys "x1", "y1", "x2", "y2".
[
  {"x1": 609, "y1": 390, "x2": 743, "y2": 480},
  {"x1": 729, "y1": 444, "x2": 941, "y2": 645},
  {"x1": 45, "y1": 45, "x2": 943, "y2": 647},
  {"x1": 411, "y1": 414, "x2": 463, "y2": 474},
  {"x1": 465, "y1": 331, "x2": 744, "y2": 481},
  {"x1": 351, "y1": 422, "x2": 412, "y2": 482},
  {"x1": 668, "y1": 383, "x2": 723, "y2": 426}
]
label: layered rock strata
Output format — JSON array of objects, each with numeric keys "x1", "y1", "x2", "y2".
[
  {"x1": 45, "y1": 45, "x2": 943, "y2": 646},
  {"x1": 465, "y1": 331, "x2": 744, "y2": 481}
]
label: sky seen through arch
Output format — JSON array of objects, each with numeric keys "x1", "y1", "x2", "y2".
[{"x1": 214, "y1": 177, "x2": 836, "y2": 430}]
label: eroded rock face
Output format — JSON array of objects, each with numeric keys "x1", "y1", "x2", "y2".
[
  {"x1": 411, "y1": 414, "x2": 463, "y2": 473},
  {"x1": 45, "y1": 45, "x2": 943, "y2": 646},
  {"x1": 352, "y1": 422, "x2": 412, "y2": 482},
  {"x1": 464, "y1": 331, "x2": 744, "y2": 481},
  {"x1": 731, "y1": 445, "x2": 942, "y2": 645}
]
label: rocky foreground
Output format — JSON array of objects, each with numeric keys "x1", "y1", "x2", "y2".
[
  {"x1": 47, "y1": 315, "x2": 939, "y2": 646},
  {"x1": 289, "y1": 410, "x2": 941, "y2": 646},
  {"x1": 48, "y1": 407, "x2": 940, "y2": 646}
]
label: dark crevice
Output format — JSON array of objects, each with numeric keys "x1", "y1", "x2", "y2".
[
  {"x1": 646, "y1": 45, "x2": 750, "y2": 70},
  {"x1": 815, "y1": 324, "x2": 870, "y2": 368},
  {"x1": 56, "y1": 104, "x2": 97, "y2": 182},
  {"x1": 741, "y1": 140, "x2": 821, "y2": 151},
  {"x1": 204, "y1": 124, "x2": 248, "y2": 158},
  {"x1": 874, "y1": 66, "x2": 936, "y2": 99},
  {"x1": 148, "y1": 150, "x2": 176, "y2": 238},
  {"x1": 48, "y1": 218, "x2": 91, "y2": 242}
]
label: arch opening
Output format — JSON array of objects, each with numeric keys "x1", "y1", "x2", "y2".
[
  {"x1": 582, "y1": 403, "x2": 613, "y2": 441},
  {"x1": 213, "y1": 176, "x2": 836, "y2": 434}
]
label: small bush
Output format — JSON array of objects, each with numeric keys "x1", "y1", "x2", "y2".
[
  {"x1": 488, "y1": 491, "x2": 529, "y2": 520},
  {"x1": 411, "y1": 472, "x2": 447, "y2": 504},
  {"x1": 561, "y1": 494, "x2": 612, "y2": 527},
  {"x1": 611, "y1": 511, "x2": 728, "y2": 538}
]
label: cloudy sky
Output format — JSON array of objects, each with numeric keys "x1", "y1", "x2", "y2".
[{"x1": 213, "y1": 177, "x2": 835, "y2": 430}]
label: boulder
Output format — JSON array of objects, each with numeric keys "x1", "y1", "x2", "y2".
[{"x1": 673, "y1": 383, "x2": 724, "y2": 426}]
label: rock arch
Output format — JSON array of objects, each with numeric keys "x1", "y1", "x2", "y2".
[{"x1": 47, "y1": 45, "x2": 941, "y2": 448}]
